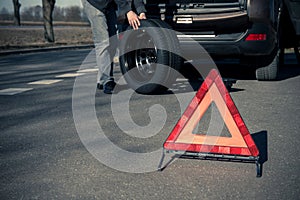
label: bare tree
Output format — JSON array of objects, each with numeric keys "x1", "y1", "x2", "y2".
[
  {"x1": 34, "y1": 6, "x2": 43, "y2": 21},
  {"x1": 42, "y1": 0, "x2": 56, "y2": 42},
  {"x1": 12, "y1": 0, "x2": 21, "y2": 26},
  {"x1": 65, "y1": 6, "x2": 82, "y2": 22},
  {"x1": 53, "y1": 6, "x2": 65, "y2": 21},
  {"x1": 21, "y1": 7, "x2": 34, "y2": 21},
  {"x1": 21, "y1": 6, "x2": 42, "y2": 21},
  {"x1": 0, "y1": 7, "x2": 13, "y2": 21}
]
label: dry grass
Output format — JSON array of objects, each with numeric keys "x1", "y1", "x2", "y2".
[
  {"x1": 0, "y1": 20, "x2": 90, "y2": 27},
  {"x1": 0, "y1": 23, "x2": 93, "y2": 50}
]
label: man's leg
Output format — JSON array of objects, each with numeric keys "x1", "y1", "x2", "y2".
[
  {"x1": 81, "y1": 0, "x2": 112, "y2": 86},
  {"x1": 105, "y1": 5, "x2": 118, "y2": 78}
]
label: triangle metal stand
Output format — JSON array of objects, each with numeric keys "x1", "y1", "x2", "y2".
[{"x1": 158, "y1": 149, "x2": 263, "y2": 177}]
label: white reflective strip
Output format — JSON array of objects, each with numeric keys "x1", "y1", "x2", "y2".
[
  {"x1": 0, "y1": 88, "x2": 33, "y2": 95},
  {"x1": 28, "y1": 79, "x2": 63, "y2": 85},
  {"x1": 0, "y1": 71, "x2": 14, "y2": 75},
  {"x1": 77, "y1": 69, "x2": 98, "y2": 73},
  {"x1": 56, "y1": 73, "x2": 84, "y2": 78}
]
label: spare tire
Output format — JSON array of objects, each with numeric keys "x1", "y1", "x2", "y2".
[
  {"x1": 119, "y1": 20, "x2": 181, "y2": 94},
  {"x1": 148, "y1": 19, "x2": 183, "y2": 71}
]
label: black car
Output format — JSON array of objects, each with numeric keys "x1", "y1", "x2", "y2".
[{"x1": 119, "y1": 0, "x2": 300, "y2": 94}]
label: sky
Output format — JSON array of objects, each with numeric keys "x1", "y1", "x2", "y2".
[{"x1": 0, "y1": 0, "x2": 83, "y2": 12}]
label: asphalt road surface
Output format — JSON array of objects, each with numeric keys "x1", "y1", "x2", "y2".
[{"x1": 0, "y1": 49, "x2": 299, "y2": 199}]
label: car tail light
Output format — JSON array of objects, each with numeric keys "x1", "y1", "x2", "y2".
[{"x1": 245, "y1": 34, "x2": 267, "y2": 41}]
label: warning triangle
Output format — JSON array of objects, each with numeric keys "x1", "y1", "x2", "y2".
[
  {"x1": 164, "y1": 69, "x2": 259, "y2": 157},
  {"x1": 192, "y1": 102, "x2": 231, "y2": 137}
]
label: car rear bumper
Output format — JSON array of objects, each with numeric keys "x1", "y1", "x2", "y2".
[{"x1": 178, "y1": 22, "x2": 277, "y2": 58}]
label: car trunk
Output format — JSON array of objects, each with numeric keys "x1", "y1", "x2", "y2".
[{"x1": 145, "y1": 0, "x2": 249, "y2": 33}]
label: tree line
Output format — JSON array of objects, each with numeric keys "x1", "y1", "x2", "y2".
[{"x1": 0, "y1": 0, "x2": 88, "y2": 43}]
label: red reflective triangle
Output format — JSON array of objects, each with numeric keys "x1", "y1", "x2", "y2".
[{"x1": 164, "y1": 69, "x2": 259, "y2": 157}]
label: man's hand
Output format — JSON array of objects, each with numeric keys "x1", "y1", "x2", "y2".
[
  {"x1": 127, "y1": 11, "x2": 140, "y2": 30},
  {"x1": 139, "y1": 13, "x2": 146, "y2": 20}
]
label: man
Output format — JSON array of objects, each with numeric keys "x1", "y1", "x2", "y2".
[{"x1": 81, "y1": 0, "x2": 146, "y2": 94}]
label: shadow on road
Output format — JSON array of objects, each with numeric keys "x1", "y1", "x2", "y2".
[
  {"x1": 277, "y1": 64, "x2": 300, "y2": 80},
  {"x1": 252, "y1": 131, "x2": 268, "y2": 165},
  {"x1": 114, "y1": 53, "x2": 298, "y2": 96},
  {"x1": 252, "y1": 130, "x2": 268, "y2": 177},
  {"x1": 180, "y1": 53, "x2": 299, "y2": 82}
]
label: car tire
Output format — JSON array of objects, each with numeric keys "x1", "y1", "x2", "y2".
[
  {"x1": 119, "y1": 20, "x2": 180, "y2": 94},
  {"x1": 254, "y1": 1, "x2": 282, "y2": 81},
  {"x1": 255, "y1": 51, "x2": 279, "y2": 81},
  {"x1": 148, "y1": 19, "x2": 183, "y2": 71}
]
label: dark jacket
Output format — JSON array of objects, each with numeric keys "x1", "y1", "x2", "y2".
[
  {"x1": 128, "y1": 0, "x2": 147, "y2": 15},
  {"x1": 87, "y1": 0, "x2": 146, "y2": 16}
]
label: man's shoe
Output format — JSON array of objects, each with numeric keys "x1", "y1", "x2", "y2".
[
  {"x1": 97, "y1": 83, "x2": 103, "y2": 90},
  {"x1": 103, "y1": 80, "x2": 116, "y2": 94}
]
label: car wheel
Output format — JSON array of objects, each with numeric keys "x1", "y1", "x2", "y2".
[
  {"x1": 119, "y1": 20, "x2": 180, "y2": 94},
  {"x1": 255, "y1": 51, "x2": 279, "y2": 81},
  {"x1": 256, "y1": 1, "x2": 282, "y2": 81}
]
